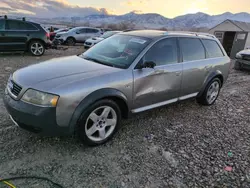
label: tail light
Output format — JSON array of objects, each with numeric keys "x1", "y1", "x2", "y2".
[{"x1": 46, "y1": 32, "x2": 50, "y2": 39}]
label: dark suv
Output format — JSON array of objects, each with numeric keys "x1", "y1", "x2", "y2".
[{"x1": 0, "y1": 17, "x2": 51, "y2": 56}]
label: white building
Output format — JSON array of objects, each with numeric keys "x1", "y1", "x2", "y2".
[{"x1": 209, "y1": 19, "x2": 250, "y2": 58}]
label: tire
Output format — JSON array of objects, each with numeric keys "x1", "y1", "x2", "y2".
[
  {"x1": 29, "y1": 40, "x2": 45, "y2": 56},
  {"x1": 66, "y1": 37, "x2": 75, "y2": 46},
  {"x1": 197, "y1": 78, "x2": 221, "y2": 106},
  {"x1": 77, "y1": 99, "x2": 121, "y2": 146},
  {"x1": 234, "y1": 61, "x2": 242, "y2": 70}
]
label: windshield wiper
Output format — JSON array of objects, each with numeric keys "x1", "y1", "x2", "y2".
[{"x1": 83, "y1": 56, "x2": 116, "y2": 68}]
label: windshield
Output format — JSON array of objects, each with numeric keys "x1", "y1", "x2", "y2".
[{"x1": 82, "y1": 34, "x2": 151, "y2": 69}]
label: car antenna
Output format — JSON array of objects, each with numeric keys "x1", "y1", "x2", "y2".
[
  {"x1": 4, "y1": 15, "x2": 7, "y2": 19},
  {"x1": 22, "y1": 17, "x2": 26, "y2": 21}
]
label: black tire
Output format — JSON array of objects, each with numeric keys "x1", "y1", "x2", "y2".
[
  {"x1": 234, "y1": 61, "x2": 242, "y2": 70},
  {"x1": 77, "y1": 99, "x2": 121, "y2": 146},
  {"x1": 29, "y1": 40, "x2": 45, "y2": 56},
  {"x1": 197, "y1": 78, "x2": 221, "y2": 106},
  {"x1": 66, "y1": 37, "x2": 76, "y2": 46}
]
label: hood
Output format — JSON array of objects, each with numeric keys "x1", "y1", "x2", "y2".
[
  {"x1": 56, "y1": 31, "x2": 68, "y2": 35},
  {"x1": 13, "y1": 56, "x2": 120, "y2": 89},
  {"x1": 238, "y1": 49, "x2": 250, "y2": 55}
]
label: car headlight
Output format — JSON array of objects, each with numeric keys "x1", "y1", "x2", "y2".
[
  {"x1": 236, "y1": 53, "x2": 242, "y2": 59},
  {"x1": 22, "y1": 89, "x2": 59, "y2": 107}
]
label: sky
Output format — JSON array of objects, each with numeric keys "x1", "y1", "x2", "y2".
[{"x1": 0, "y1": 0, "x2": 250, "y2": 18}]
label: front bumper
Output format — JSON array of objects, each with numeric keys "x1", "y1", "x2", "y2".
[
  {"x1": 236, "y1": 59, "x2": 250, "y2": 69},
  {"x1": 3, "y1": 93, "x2": 72, "y2": 136}
]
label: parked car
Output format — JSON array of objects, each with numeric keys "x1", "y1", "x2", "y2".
[
  {"x1": 84, "y1": 31, "x2": 121, "y2": 48},
  {"x1": 54, "y1": 27, "x2": 102, "y2": 46},
  {"x1": 0, "y1": 17, "x2": 51, "y2": 56},
  {"x1": 50, "y1": 28, "x2": 71, "y2": 41},
  {"x1": 235, "y1": 49, "x2": 250, "y2": 70},
  {"x1": 4, "y1": 30, "x2": 230, "y2": 146}
]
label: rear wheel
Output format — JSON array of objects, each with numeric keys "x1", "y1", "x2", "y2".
[
  {"x1": 77, "y1": 99, "x2": 121, "y2": 146},
  {"x1": 29, "y1": 40, "x2": 45, "y2": 56},
  {"x1": 197, "y1": 78, "x2": 221, "y2": 106},
  {"x1": 66, "y1": 37, "x2": 75, "y2": 46}
]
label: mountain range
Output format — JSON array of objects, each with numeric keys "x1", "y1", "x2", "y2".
[{"x1": 30, "y1": 11, "x2": 250, "y2": 30}]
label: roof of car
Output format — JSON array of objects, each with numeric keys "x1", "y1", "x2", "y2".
[{"x1": 119, "y1": 30, "x2": 217, "y2": 40}]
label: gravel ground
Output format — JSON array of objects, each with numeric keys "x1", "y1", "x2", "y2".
[{"x1": 0, "y1": 47, "x2": 250, "y2": 188}]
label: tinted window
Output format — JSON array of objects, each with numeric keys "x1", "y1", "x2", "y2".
[
  {"x1": 7, "y1": 20, "x2": 37, "y2": 30},
  {"x1": 143, "y1": 38, "x2": 178, "y2": 66},
  {"x1": 0, "y1": 19, "x2": 5, "y2": 30},
  {"x1": 179, "y1": 38, "x2": 205, "y2": 61},
  {"x1": 87, "y1": 28, "x2": 99, "y2": 33},
  {"x1": 79, "y1": 28, "x2": 86, "y2": 33},
  {"x1": 202, "y1": 39, "x2": 224, "y2": 58}
]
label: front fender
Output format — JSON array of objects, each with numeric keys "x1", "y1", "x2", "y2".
[
  {"x1": 197, "y1": 70, "x2": 223, "y2": 97},
  {"x1": 68, "y1": 88, "x2": 129, "y2": 133}
]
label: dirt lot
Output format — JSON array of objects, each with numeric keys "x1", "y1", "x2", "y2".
[{"x1": 0, "y1": 47, "x2": 250, "y2": 188}]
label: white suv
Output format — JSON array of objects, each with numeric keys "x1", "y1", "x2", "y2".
[{"x1": 54, "y1": 27, "x2": 102, "y2": 45}]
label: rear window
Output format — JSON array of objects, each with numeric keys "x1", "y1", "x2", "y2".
[
  {"x1": 179, "y1": 38, "x2": 206, "y2": 62},
  {"x1": 202, "y1": 39, "x2": 224, "y2": 58},
  {"x1": 6, "y1": 20, "x2": 37, "y2": 30},
  {"x1": 0, "y1": 19, "x2": 4, "y2": 30}
]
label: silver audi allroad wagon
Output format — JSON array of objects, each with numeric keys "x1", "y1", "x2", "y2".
[{"x1": 4, "y1": 30, "x2": 231, "y2": 146}]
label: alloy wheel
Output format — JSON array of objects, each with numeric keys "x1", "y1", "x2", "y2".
[
  {"x1": 31, "y1": 42, "x2": 44, "y2": 56},
  {"x1": 206, "y1": 81, "x2": 220, "y2": 104},
  {"x1": 85, "y1": 106, "x2": 117, "y2": 142}
]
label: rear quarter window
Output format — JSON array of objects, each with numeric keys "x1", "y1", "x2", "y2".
[
  {"x1": 7, "y1": 20, "x2": 38, "y2": 30},
  {"x1": 202, "y1": 39, "x2": 224, "y2": 58}
]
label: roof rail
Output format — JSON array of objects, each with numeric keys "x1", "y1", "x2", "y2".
[
  {"x1": 167, "y1": 31, "x2": 216, "y2": 39},
  {"x1": 0, "y1": 15, "x2": 8, "y2": 19}
]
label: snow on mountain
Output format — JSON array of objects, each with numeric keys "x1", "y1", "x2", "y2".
[{"x1": 28, "y1": 11, "x2": 250, "y2": 30}]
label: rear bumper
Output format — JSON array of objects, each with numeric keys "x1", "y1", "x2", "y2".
[{"x1": 3, "y1": 93, "x2": 72, "y2": 136}]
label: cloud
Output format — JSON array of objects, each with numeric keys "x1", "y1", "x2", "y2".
[
  {"x1": 125, "y1": 0, "x2": 149, "y2": 7},
  {"x1": 0, "y1": 0, "x2": 111, "y2": 18}
]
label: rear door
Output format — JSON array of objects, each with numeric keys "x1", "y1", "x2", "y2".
[
  {"x1": 179, "y1": 37, "x2": 208, "y2": 97},
  {"x1": 87, "y1": 28, "x2": 101, "y2": 38},
  {"x1": 0, "y1": 19, "x2": 6, "y2": 51},
  {"x1": 5, "y1": 20, "x2": 32, "y2": 50},
  {"x1": 230, "y1": 32, "x2": 248, "y2": 58}
]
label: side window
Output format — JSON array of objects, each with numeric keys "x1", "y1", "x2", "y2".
[
  {"x1": 86, "y1": 28, "x2": 99, "y2": 33},
  {"x1": 79, "y1": 28, "x2": 86, "y2": 33},
  {"x1": 23, "y1": 22, "x2": 37, "y2": 30},
  {"x1": 202, "y1": 39, "x2": 224, "y2": 58},
  {"x1": 179, "y1": 38, "x2": 205, "y2": 62},
  {"x1": 6, "y1": 20, "x2": 25, "y2": 30},
  {"x1": 143, "y1": 38, "x2": 178, "y2": 66},
  {"x1": 0, "y1": 20, "x2": 5, "y2": 30}
]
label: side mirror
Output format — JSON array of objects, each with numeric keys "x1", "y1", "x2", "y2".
[{"x1": 143, "y1": 61, "x2": 156, "y2": 69}]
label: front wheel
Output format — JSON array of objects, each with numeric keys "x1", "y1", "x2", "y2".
[
  {"x1": 77, "y1": 99, "x2": 121, "y2": 146},
  {"x1": 29, "y1": 41, "x2": 45, "y2": 56},
  {"x1": 234, "y1": 61, "x2": 242, "y2": 70},
  {"x1": 197, "y1": 78, "x2": 221, "y2": 106},
  {"x1": 66, "y1": 37, "x2": 75, "y2": 46}
]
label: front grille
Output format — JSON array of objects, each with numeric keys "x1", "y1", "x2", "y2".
[
  {"x1": 243, "y1": 55, "x2": 250, "y2": 61},
  {"x1": 9, "y1": 81, "x2": 22, "y2": 96}
]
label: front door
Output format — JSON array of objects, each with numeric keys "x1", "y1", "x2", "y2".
[
  {"x1": 230, "y1": 32, "x2": 248, "y2": 58},
  {"x1": 132, "y1": 37, "x2": 183, "y2": 112}
]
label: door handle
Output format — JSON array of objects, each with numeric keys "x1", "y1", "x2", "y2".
[
  {"x1": 154, "y1": 69, "x2": 164, "y2": 74},
  {"x1": 27, "y1": 34, "x2": 30, "y2": 36},
  {"x1": 175, "y1": 71, "x2": 181, "y2": 76}
]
